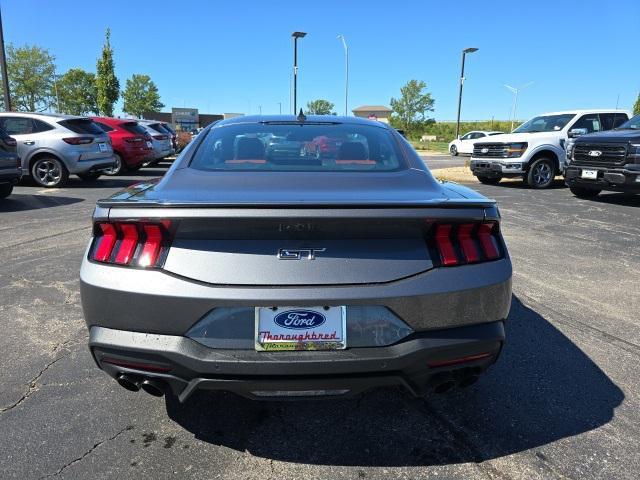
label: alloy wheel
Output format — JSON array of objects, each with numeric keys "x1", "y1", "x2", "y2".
[
  {"x1": 34, "y1": 159, "x2": 62, "y2": 187},
  {"x1": 104, "y1": 154, "x2": 122, "y2": 176},
  {"x1": 532, "y1": 161, "x2": 552, "y2": 186}
]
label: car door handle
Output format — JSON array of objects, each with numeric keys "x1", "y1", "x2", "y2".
[{"x1": 23, "y1": 140, "x2": 35, "y2": 145}]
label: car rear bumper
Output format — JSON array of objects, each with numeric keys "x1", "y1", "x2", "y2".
[
  {"x1": 89, "y1": 320, "x2": 505, "y2": 401},
  {"x1": 69, "y1": 155, "x2": 117, "y2": 174},
  {"x1": 565, "y1": 165, "x2": 640, "y2": 192},
  {"x1": 0, "y1": 168, "x2": 22, "y2": 184}
]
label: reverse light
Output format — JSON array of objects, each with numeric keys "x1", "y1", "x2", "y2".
[
  {"x1": 90, "y1": 221, "x2": 173, "y2": 268},
  {"x1": 432, "y1": 221, "x2": 502, "y2": 267}
]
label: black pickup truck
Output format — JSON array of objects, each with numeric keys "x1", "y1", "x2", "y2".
[
  {"x1": 0, "y1": 126, "x2": 20, "y2": 199},
  {"x1": 565, "y1": 114, "x2": 640, "y2": 198}
]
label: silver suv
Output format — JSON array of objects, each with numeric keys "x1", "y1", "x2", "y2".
[{"x1": 0, "y1": 112, "x2": 115, "y2": 187}]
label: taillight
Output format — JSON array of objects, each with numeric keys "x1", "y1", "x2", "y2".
[
  {"x1": 5, "y1": 137, "x2": 17, "y2": 147},
  {"x1": 63, "y1": 137, "x2": 93, "y2": 145},
  {"x1": 153, "y1": 134, "x2": 168, "y2": 140},
  {"x1": 90, "y1": 221, "x2": 173, "y2": 268},
  {"x1": 432, "y1": 221, "x2": 502, "y2": 267},
  {"x1": 124, "y1": 136, "x2": 143, "y2": 143}
]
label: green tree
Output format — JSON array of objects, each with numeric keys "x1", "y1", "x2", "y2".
[
  {"x1": 633, "y1": 92, "x2": 640, "y2": 116},
  {"x1": 1, "y1": 44, "x2": 56, "y2": 111},
  {"x1": 95, "y1": 29, "x2": 120, "y2": 116},
  {"x1": 390, "y1": 79, "x2": 435, "y2": 136},
  {"x1": 122, "y1": 74, "x2": 164, "y2": 118},
  {"x1": 55, "y1": 68, "x2": 98, "y2": 115},
  {"x1": 306, "y1": 99, "x2": 335, "y2": 115}
]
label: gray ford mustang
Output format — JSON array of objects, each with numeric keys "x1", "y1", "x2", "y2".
[{"x1": 80, "y1": 115, "x2": 512, "y2": 401}]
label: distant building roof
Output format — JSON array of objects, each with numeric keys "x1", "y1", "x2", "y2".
[{"x1": 352, "y1": 105, "x2": 392, "y2": 112}]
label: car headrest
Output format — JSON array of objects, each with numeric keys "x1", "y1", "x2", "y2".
[
  {"x1": 338, "y1": 141, "x2": 367, "y2": 160},
  {"x1": 236, "y1": 137, "x2": 264, "y2": 160}
]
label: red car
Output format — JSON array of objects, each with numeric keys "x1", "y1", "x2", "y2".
[
  {"x1": 91, "y1": 117, "x2": 154, "y2": 175},
  {"x1": 304, "y1": 135, "x2": 343, "y2": 158}
]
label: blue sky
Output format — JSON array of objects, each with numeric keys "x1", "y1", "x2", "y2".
[{"x1": 3, "y1": 0, "x2": 639, "y2": 120}]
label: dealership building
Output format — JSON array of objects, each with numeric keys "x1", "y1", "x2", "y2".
[{"x1": 143, "y1": 108, "x2": 243, "y2": 131}]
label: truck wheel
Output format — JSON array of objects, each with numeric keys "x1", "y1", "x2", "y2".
[
  {"x1": 31, "y1": 156, "x2": 69, "y2": 188},
  {"x1": 570, "y1": 186, "x2": 601, "y2": 199},
  {"x1": 450, "y1": 145, "x2": 458, "y2": 156},
  {"x1": 477, "y1": 176, "x2": 501, "y2": 185},
  {"x1": 0, "y1": 183, "x2": 13, "y2": 199},
  {"x1": 527, "y1": 157, "x2": 556, "y2": 189}
]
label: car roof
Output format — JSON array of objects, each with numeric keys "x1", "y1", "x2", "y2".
[
  {"x1": 0, "y1": 112, "x2": 88, "y2": 122},
  {"x1": 535, "y1": 109, "x2": 630, "y2": 116},
  {"x1": 216, "y1": 114, "x2": 392, "y2": 129},
  {"x1": 91, "y1": 116, "x2": 139, "y2": 125}
]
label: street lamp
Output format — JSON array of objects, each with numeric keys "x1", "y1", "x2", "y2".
[
  {"x1": 504, "y1": 82, "x2": 534, "y2": 131},
  {"x1": 337, "y1": 34, "x2": 348, "y2": 116},
  {"x1": 291, "y1": 31, "x2": 307, "y2": 114},
  {"x1": 455, "y1": 47, "x2": 478, "y2": 139}
]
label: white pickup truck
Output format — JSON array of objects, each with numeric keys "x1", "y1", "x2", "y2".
[{"x1": 469, "y1": 110, "x2": 630, "y2": 188}]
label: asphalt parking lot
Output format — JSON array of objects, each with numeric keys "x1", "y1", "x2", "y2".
[{"x1": 1, "y1": 158, "x2": 639, "y2": 479}]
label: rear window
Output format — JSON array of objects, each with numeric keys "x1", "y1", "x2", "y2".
[
  {"x1": 94, "y1": 121, "x2": 114, "y2": 132},
  {"x1": 121, "y1": 122, "x2": 148, "y2": 135},
  {"x1": 146, "y1": 123, "x2": 166, "y2": 134},
  {"x1": 59, "y1": 118, "x2": 105, "y2": 135},
  {"x1": 190, "y1": 122, "x2": 404, "y2": 172}
]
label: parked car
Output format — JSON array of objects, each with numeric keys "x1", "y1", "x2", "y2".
[
  {"x1": 138, "y1": 120, "x2": 174, "y2": 164},
  {"x1": 0, "y1": 113, "x2": 115, "y2": 187},
  {"x1": 0, "y1": 126, "x2": 21, "y2": 199},
  {"x1": 564, "y1": 113, "x2": 640, "y2": 198},
  {"x1": 80, "y1": 115, "x2": 512, "y2": 402},
  {"x1": 160, "y1": 122, "x2": 177, "y2": 151},
  {"x1": 469, "y1": 110, "x2": 630, "y2": 188},
  {"x1": 91, "y1": 117, "x2": 154, "y2": 175},
  {"x1": 449, "y1": 131, "x2": 503, "y2": 156}
]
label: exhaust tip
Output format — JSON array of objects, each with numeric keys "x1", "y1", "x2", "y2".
[
  {"x1": 116, "y1": 374, "x2": 141, "y2": 392},
  {"x1": 140, "y1": 379, "x2": 166, "y2": 397},
  {"x1": 433, "y1": 380, "x2": 456, "y2": 394},
  {"x1": 458, "y1": 375, "x2": 480, "y2": 389}
]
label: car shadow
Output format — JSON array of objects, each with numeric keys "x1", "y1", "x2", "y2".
[
  {"x1": 588, "y1": 192, "x2": 640, "y2": 207},
  {"x1": 494, "y1": 178, "x2": 567, "y2": 190},
  {"x1": 0, "y1": 194, "x2": 84, "y2": 212},
  {"x1": 165, "y1": 296, "x2": 623, "y2": 467}
]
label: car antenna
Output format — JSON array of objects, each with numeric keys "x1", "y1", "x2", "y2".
[{"x1": 297, "y1": 108, "x2": 306, "y2": 122}]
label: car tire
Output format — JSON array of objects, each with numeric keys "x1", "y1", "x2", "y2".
[
  {"x1": 450, "y1": 145, "x2": 458, "y2": 156},
  {"x1": 477, "y1": 175, "x2": 502, "y2": 185},
  {"x1": 103, "y1": 153, "x2": 124, "y2": 176},
  {"x1": 527, "y1": 157, "x2": 556, "y2": 189},
  {"x1": 31, "y1": 156, "x2": 69, "y2": 188},
  {"x1": 0, "y1": 183, "x2": 13, "y2": 199},
  {"x1": 77, "y1": 172, "x2": 102, "y2": 181},
  {"x1": 570, "y1": 186, "x2": 601, "y2": 198}
]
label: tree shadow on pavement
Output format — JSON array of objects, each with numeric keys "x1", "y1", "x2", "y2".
[
  {"x1": 0, "y1": 194, "x2": 83, "y2": 213},
  {"x1": 165, "y1": 296, "x2": 623, "y2": 467}
]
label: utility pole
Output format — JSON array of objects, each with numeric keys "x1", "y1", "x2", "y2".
[
  {"x1": 291, "y1": 31, "x2": 307, "y2": 114},
  {"x1": 0, "y1": 5, "x2": 11, "y2": 111},
  {"x1": 277, "y1": 102, "x2": 282, "y2": 114},
  {"x1": 337, "y1": 34, "x2": 348, "y2": 116},
  {"x1": 455, "y1": 47, "x2": 478, "y2": 139}
]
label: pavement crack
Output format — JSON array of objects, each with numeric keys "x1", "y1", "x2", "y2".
[
  {"x1": 0, "y1": 354, "x2": 67, "y2": 413},
  {"x1": 39, "y1": 425, "x2": 134, "y2": 478},
  {"x1": 2, "y1": 225, "x2": 91, "y2": 250}
]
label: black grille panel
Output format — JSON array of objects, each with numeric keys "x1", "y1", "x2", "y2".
[
  {"x1": 473, "y1": 143, "x2": 508, "y2": 158},
  {"x1": 573, "y1": 143, "x2": 627, "y2": 166}
]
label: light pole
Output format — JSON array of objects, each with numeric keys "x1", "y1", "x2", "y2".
[
  {"x1": 337, "y1": 34, "x2": 348, "y2": 116},
  {"x1": 277, "y1": 102, "x2": 282, "y2": 114},
  {"x1": 504, "y1": 82, "x2": 533, "y2": 131},
  {"x1": 291, "y1": 31, "x2": 306, "y2": 114},
  {"x1": 455, "y1": 47, "x2": 478, "y2": 139},
  {"x1": 0, "y1": 5, "x2": 11, "y2": 111}
]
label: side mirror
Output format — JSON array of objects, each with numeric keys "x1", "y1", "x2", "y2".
[{"x1": 568, "y1": 128, "x2": 588, "y2": 138}]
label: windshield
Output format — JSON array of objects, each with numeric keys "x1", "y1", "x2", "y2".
[
  {"x1": 618, "y1": 114, "x2": 640, "y2": 130},
  {"x1": 513, "y1": 114, "x2": 576, "y2": 133},
  {"x1": 190, "y1": 122, "x2": 405, "y2": 172}
]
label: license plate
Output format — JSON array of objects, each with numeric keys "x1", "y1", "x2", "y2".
[
  {"x1": 581, "y1": 169, "x2": 598, "y2": 179},
  {"x1": 255, "y1": 306, "x2": 346, "y2": 351},
  {"x1": 146, "y1": 141, "x2": 153, "y2": 148}
]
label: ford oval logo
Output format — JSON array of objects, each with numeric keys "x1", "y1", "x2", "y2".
[
  {"x1": 481, "y1": 147, "x2": 489, "y2": 154},
  {"x1": 588, "y1": 150, "x2": 602, "y2": 157},
  {"x1": 274, "y1": 310, "x2": 326, "y2": 329}
]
